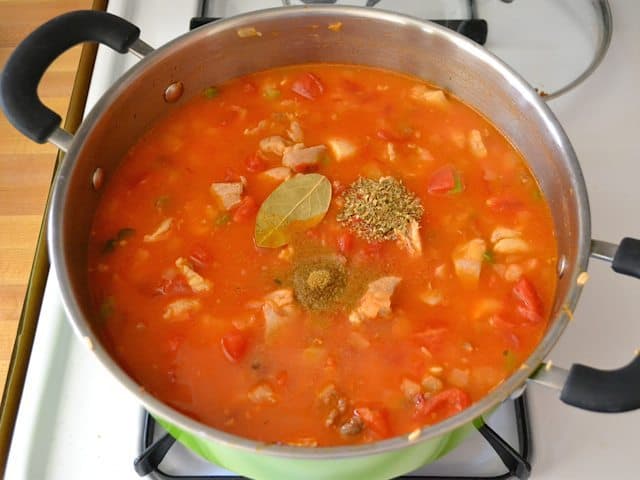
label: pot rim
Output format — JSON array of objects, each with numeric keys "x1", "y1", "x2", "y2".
[{"x1": 48, "y1": 5, "x2": 591, "y2": 459}]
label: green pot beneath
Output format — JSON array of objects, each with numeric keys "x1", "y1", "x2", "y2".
[{"x1": 157, "y1": 416, "x2": 477, "y2": 480}]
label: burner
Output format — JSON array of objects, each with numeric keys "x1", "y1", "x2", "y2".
[{"x1": 134, "y1": 394, "x2": 531, "y2": 480}]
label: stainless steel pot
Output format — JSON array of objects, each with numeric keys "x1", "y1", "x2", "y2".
[{"x1": 2, "y1": 6, "x2": 639, "y2": 480}]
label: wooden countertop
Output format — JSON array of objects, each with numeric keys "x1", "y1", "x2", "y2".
[{"x1": 0, "y1": 0, "x2": 91, "y2": 390}]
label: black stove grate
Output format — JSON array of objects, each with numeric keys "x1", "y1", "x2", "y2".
[
  {"x1": 188, "y1": 0, "x2": 488, "y2": 45},
  {"x1": 134, "y1": 393, "x2": 531, "y2": 480}
]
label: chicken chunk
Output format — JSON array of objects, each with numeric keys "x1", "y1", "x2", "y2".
[
  {"x1": 396, "y1": 220, "x2": 422, "y2": 256},
  {"x1": 452, "y1": 238, "x2": 486, "y2": 286},
  {"x1": 349, "y1": 276, "x2": 402, "y2": 325},
  {"x1": 282, "y1": 145, "x2": 327, "y2": 171},
  {"x1": 409, "y1": 84, "x2": 448, "y2": 108},
  {"x1": 210, "y1": 182, "x2": 243, "y2": 210},
  {"x1": 259, "y1": 135, "x2": 288, "y2": 156},
  {"x1": 175, "y1": 257, "x2": 211, "y2": 293},
  {"x1": 326, "y1": 138, "x2": 357, "y2": 161},
  {"x1": 143, "y1": 218, "x2": 173, "y2": 243},
  {"x1": 263, "y1": 288, "x2": 297, "y2": 339}
]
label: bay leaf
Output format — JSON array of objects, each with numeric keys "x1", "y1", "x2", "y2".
[{"x1": 255, "y1": 173, "x2": 332, "y2": 248}]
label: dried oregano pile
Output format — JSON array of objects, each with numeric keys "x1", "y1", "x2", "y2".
[{"x1": 337, "y1": 176, "x2": 423, "y2": 242}]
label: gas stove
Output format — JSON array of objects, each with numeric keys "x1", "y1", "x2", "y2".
[{"x1": 5, "y1": 1, "x2": 640, "y2": 479}]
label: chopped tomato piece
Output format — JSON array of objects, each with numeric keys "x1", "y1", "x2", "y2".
[
  {"x1": 232, "y1": 196, "x2": 258, "y2": 223},
  {"x1": 337, "y1": 231, "x2": 354, "y2": 255},
  {"x1": 245, "y1": 152, "x2": 266, "y2": 173},
  {"x1": 414, "y1": 388, "x2": 471, "y2": 419},
  {"x1": 221, "y1": 332, "x2": 248, "y2": 362},
  {"x1": 354, "y1": 407, "x2": 390, "y2": 439},
  {"x1": 291, "y1": 72, "x2": 324, "y2": 100},
  {"x1": 427, "y1": 165, "x2": 456, "y2": 194},
  {"x1": 512, "y1": 277, "x2": 544, "y2": 323}
]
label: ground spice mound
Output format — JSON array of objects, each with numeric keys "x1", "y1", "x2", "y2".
[
  {"x1": 292, "y1": 256, "x2": 347, "y2": 311},
  {"x1": 337, "y1": 176, "x2": 424, "y2": 242}
]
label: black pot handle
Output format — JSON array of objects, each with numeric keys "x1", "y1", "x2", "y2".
[
  {"x1": 533, "y1": 238, "x2": 640, "y2": 413},
  {"x1": 0, "y1": 10, "x2": 141, "y2": 144}
]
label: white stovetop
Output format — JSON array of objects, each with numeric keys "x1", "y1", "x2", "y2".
[{"x1": 5, "y1": 1, "x2": 640, "y2": 479}]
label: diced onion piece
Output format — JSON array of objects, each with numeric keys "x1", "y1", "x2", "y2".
[
  {"x1": 409, "y1": 84, "x2": 448, "y2": 108},
  {"x1": 450, "y1": 130, "x2": 466, "y2": 148},
  {"x1": 401, "y1": 378, "x2": 421, "y2": 399},
  {"x1": 447, "y1": 368, "x2": 470, "y2": 388},
  {"x1": 421, "y1": 374, "x2": 443, "y2": 393},
  {"x1": 490, "y1": 226, "x2": 521, "y2": 243},
  {"x1": 471, "y1": 298, "x2": 503, "y2": 320},
  {"x1": 175, "y1": 257, "x2": 211, "y2": 293},
  {"x1": 326, "y1": 138, "x2": 357, "y2": 161},
  {"x1": 243, "y1": 119, "x2": 268, "y2": 136},
  {"x1": 262, "y1": 166, "x2": 292, "y2": 182},
  {"x1": 248, "y1": 383, "x2": 276, "y2": 404},
  {"x1": 163, "y1": 299, "x2": 200, "y2": 321},
  {"x1": 504, "y1": 264, "x2": 523, "y2": 282},
  {"x1": 287, "y1": 120, "x2": 304, "y2": 143},
  {"x1": 210, "y1": 182, "x2": 243, "y2": 210},
  {"x1": 452, "y1": 238, "x2": 486, "y2": 286},
  {"x1": 259, "y1": 135, "x2": 288, "y2": 156},
  {"x1": 419, "y1": 289, "x2": 443, "y2": 306},
  {"x1": 468, "y1": 129, "x2": 487, "y2": 158},
  {"x1": 387, "y1": 142, "x2": 397, "y2": 162},
  {"x1": 277, "y1": 245, "x2": 295, "y2": 261},
  {"x1": 494, "y1": 238, "x2": 529, "y2": 254},
  {"x1": 143, "y1": 218, "x2": 173, "y2": 242}
]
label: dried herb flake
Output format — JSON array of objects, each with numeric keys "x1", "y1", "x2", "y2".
[{"x1": 337, "y1": 176, "x2": 423, "y2": 242}]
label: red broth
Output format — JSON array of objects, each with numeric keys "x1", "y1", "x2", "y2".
[{"x1": 88, "y1": 64, "x2": 557, "y2": 446}]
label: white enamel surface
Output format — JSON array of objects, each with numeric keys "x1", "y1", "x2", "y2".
[{"x1": 6, "y1": 1, "x2": 640, "y2": 479}]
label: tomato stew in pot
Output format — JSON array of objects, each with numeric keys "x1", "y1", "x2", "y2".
[{"x1": 88, "y1": 64, "x2": 556, "y2": 447}]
